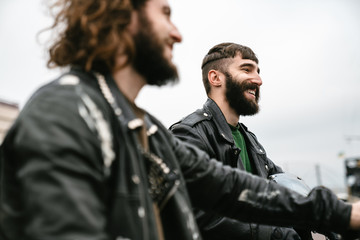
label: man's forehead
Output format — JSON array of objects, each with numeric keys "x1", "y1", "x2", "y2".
[
  {"x1": 230, "y1": 55, "x2": 260, "y2": 73},
  {"x1": 232, "y1": 55, "x2": 257, "y2": 66}
]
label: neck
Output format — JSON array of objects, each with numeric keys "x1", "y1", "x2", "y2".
[
  {"x1": 209, "y1": 93, "x2": 239, "y2": 126},
  {"x1": 112, "y1": 65, "x2": 146, "y2": 103}
]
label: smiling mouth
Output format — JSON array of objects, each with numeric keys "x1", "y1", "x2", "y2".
[{"x1": 247, "y1": 90, "x2": 256, "y2": 96}]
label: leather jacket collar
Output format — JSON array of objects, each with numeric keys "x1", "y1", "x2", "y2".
[
  {"x1": 69, "y1": 67, "x2": 158, "y2": 135},
  {"x1": 104, "y1": 72, "x2": 158, "y2": 135},
  {"x1": 203, "y1": 98, "x2": 234, "y2": 144}
]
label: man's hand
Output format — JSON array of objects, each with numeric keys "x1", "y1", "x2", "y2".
[{"x1": 350, "y1": 201, "x2": 360, "y2": 229}]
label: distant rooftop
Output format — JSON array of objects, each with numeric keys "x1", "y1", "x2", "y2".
[{"x1": 0, "y1": 98, "x2": 19, "y2": 108}]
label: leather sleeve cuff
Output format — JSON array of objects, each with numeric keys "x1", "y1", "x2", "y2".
[{"x1": 310, "y1": 186, "x2": 352, "y2": 233}]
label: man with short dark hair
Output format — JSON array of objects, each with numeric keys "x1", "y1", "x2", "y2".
[
  {"x1": 1, "y1": 1, "x2": 360, "y2": 240},
  {"x1": 170, "y1": 42, "x2": 337, "y2": 239}
]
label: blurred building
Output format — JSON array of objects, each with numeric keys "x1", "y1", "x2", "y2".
[
  {"x1": 0, "y1": 99, "x2": 19, "y2": 144},
  {"x1": 345, "y1": 156, "x2": 360, "y2": 202}
]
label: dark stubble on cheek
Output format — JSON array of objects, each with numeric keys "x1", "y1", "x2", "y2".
[
  {"x1": 132, "y1": 13, "x2": 178, "y2": 86},
  {"x1": 225, "y1": 71, "x2": 260, "y2": 116}
]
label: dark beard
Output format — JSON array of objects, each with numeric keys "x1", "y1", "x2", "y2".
[
  {"x1": 132, "y1": 14, "x2": 178, "y2": 86},
  {"x1": 225, "y1": 71, "x2": 260, "y2": 116}
]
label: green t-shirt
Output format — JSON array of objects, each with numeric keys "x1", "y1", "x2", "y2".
[{"x1": 229, "y1": 124, "x2": 253, "y2": 173}]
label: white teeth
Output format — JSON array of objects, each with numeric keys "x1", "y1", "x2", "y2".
[{"x1": 248, "y1": 90, "x2": 255, "y2": 95}]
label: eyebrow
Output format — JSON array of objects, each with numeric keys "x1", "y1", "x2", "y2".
[{"x1": 239, "y1": 63, "x2": 260, "y2": 74}]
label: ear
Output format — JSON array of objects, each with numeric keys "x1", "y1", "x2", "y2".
[{"x1": 208, "y1": 70, "x2": 223, "y2": 87}]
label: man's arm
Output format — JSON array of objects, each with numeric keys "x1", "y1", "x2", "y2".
[
  {"x1": 171, "y1": 135, "x2": 354, "y2": 234},
  {"x1": 1, "y1": 84, "x2": 110, "y2": 240}
]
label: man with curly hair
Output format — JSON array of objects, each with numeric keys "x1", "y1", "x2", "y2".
[{"x1": 1, "y1": 0, "x2": 360, "y2": 240}]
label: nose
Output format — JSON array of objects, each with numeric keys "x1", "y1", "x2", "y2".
[
  {"x1": 170, "y1": 24, "x2": 182, "y2": 43},
  {"x1": 251, "y1": 73, "x2": 262, "y2": 86}
]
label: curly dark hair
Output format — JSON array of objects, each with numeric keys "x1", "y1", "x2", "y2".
[
  {"x1": 201, "y1": 42, "x2": 259, "y2": 94},
  {"x1": 47, "y1": 0, "x2": 148, "y2": 74}
]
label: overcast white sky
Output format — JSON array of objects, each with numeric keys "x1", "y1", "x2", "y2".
[{"x1": 1, "y1": 0, "x2": 360, "y2": 190}]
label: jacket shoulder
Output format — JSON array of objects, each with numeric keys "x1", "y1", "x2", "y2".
[{"x1": 170, "y1": 108, "x2": 212, "y2": 129}]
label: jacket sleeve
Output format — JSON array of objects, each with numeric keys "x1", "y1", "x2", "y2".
[
  {"x1": 1, "y1": 83, "x2": 110, "y2": 240},
  {"x1": 171, "y1": 135, "x2": 352, "y2": 235}
]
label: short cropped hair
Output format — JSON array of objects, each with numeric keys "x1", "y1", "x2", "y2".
[{"x1": 201, "y1": 42, "x2": 259, "y2": 94}]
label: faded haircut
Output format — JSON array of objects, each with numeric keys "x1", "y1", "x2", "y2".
[{"x1": 201, "y1": 42, "x2": 259, "y2": 94}]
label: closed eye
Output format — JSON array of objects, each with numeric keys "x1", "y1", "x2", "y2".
[
  {"x1": 239, "y1": 63, "x2": 260, "y2": 74},
  {"x1": 163, "y1": 6, "x2": 171, "y2": 18}
]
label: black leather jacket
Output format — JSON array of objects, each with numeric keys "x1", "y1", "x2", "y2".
[
  {"x1": 0, "y1": 70, "x2": 352, "y2": 240},
  {"x1": 170, "y1": 98, "x2": 304, "y2": 239}
]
